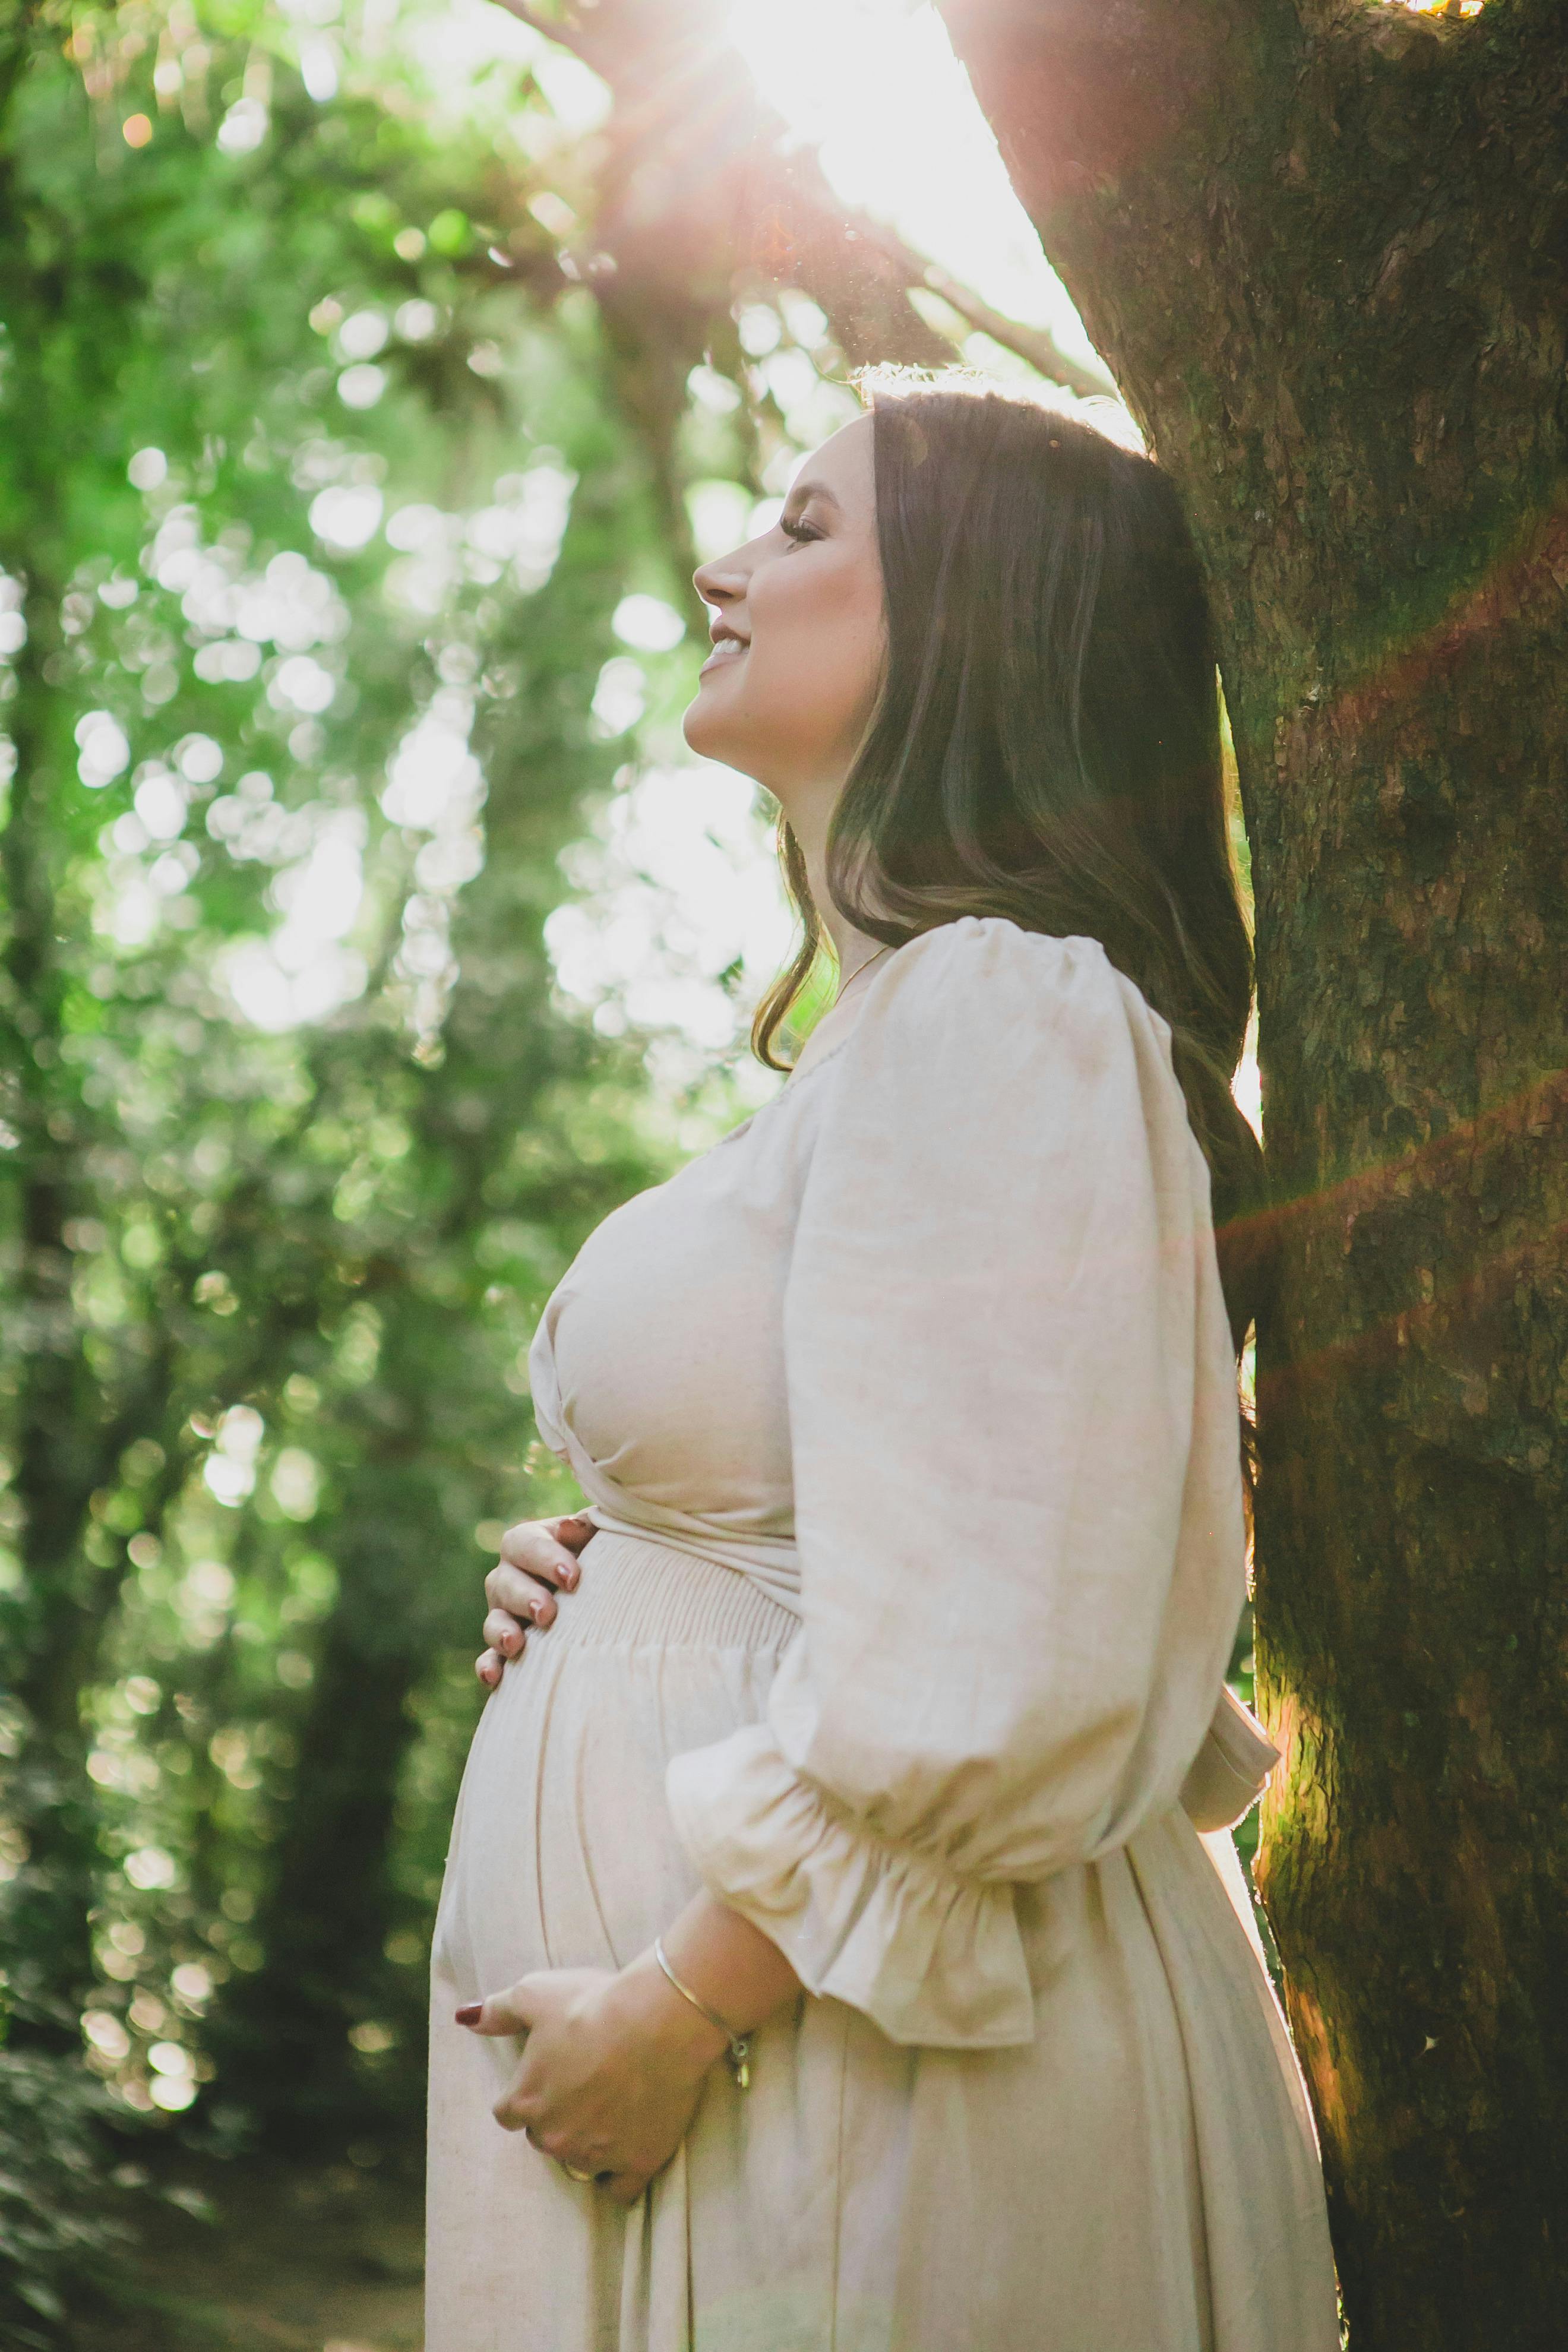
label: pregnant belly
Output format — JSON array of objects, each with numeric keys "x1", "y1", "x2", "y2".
[{"x1": 431, "y1": 1532, "x2": 795, "y2": 2006}]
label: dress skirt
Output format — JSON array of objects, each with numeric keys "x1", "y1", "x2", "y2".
[{"x1": 426, "y1": 1529, "x2": 1333, "y2": 2352}]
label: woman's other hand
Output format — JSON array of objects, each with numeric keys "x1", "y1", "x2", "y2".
[
  {"x1": 457, "y1": 1955, "x2": 727, "y2": 2204},
  {"x1": 475, "y1": 1512, "x2": 595, "y2": 1688}
]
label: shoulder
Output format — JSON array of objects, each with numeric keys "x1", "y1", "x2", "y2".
[
  {"x1": 803, "y1": 919, "x2": 1199, "y2": 1219},
  {"x1": 858, "y1": 918, "x2": 1173, "y2": 1076},
  {"x1": 878, "y1": 916, "x2": 1112, "y2": 999}
]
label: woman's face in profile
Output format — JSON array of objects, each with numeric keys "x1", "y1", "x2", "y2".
[{"x1": 684, "y1": 413, "x2": 884, "y2": 795}]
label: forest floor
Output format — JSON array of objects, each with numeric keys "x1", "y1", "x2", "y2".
[{"x1": 75, "y1": 2155, "x2": 424, "y2": 2352}]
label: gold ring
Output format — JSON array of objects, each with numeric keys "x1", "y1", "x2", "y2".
[{"x1": 560, "y1": 2162, "x2": 596, "y2": 2184}]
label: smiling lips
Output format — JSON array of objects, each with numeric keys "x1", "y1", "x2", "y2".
[{"x1": 700, "y1": 624, "x2": 748, "y2": 675}]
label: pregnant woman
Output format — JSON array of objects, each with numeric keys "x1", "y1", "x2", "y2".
[{"x1": 426, "y1": 381, "x2": 1339, "y2": 2349}]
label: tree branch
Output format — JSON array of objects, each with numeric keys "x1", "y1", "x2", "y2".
[
  {"x1": 482, "y1": 0, "x2": 1115, "y2": 398},
  {"x1": 904, "y1": 249, "x2": 1116, "y2": 400},
  {"x1": 482, "y1": 0, "x2": 596, "y2": 67}
]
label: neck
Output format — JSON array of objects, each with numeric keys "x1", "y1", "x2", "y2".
[{"x1": 792, "y1": 803, "x2": 884, "y2": 995}]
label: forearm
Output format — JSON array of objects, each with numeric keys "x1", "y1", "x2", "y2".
[
  {"x1": 654, "y1": 1887, "x2": 803, "y2": 2039},
  {"x1": 593, "y1": 1892, "x2": 801, "y2": 2102}
]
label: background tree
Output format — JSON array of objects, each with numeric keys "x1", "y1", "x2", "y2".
[{"x1": 932, "y1": 0, "x2": 1568, "y2": 2342}]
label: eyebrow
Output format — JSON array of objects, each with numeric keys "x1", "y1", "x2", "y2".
[{"x1": 785, "y1": 478, "x2": 842, "y2": 511}]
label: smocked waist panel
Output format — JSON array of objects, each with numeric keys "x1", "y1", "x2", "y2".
[{"x1": 548, "y1": 1527, "x2": 799, "y2": 1652}]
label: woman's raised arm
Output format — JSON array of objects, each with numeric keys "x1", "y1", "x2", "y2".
[{"x1": 665, "y1": 919, "x2": 1250, "y2": 2047}]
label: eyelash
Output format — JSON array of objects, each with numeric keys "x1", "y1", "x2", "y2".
[{"x1": 780, "y1": 514, "x2": 821, "y2": 545}]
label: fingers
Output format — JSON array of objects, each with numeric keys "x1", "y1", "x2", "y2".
[
  {"x1": 523, "y1": 2126, "x2": 638, "y2": 2202},
  {"x1": 482, "y1": 1522, "x2": 593, "y2": 1677},
  {"x1": 457, "y1": 1978, "x2": 543, "y2": 2037},
  {"x1": 515, "y1": 2120, "x2": 645, "y2": 2202},
  {"x1": 494, "y1": 1516, "x2": 592, "y2": 1594},
  {"x1": 485, "y1": 1604, "x2": 536, "y2": 1659},
  {"x1": 512, "y1": 2126, "x2": 649, "y2": 2192},
  {"x1": 484, "y1": 1570, "x2": 562, "y2": 1637},
  {"x1": 493, "y1": 2087, "x2": 536, "y2": 2134}
]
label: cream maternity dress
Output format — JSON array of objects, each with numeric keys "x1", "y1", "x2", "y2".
[{"x1": 427, "y1": 917, "x2": 1339, "y2": 2352}]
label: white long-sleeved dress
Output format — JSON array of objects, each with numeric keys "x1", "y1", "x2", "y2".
[{"x1": 426, "y1": 918, "x2": 1338, "y2": 2351}]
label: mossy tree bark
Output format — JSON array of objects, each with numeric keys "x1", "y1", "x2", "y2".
[{"x1": 941, "y1": 0, "x2": 1568, "y2": 2338}]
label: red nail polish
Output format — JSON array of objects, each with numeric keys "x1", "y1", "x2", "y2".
[{"x1": 455, "y1": 2003, "x2": 482, "y2": 2025}]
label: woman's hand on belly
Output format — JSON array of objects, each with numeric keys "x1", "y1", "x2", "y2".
[
  {"x1": 457, "y1": 1955, "x2": 729, "y2": 2205},
  {"x1": 475, "y1": 1512, "x2": 595, "y2": 1688}
]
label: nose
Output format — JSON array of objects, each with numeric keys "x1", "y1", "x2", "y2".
[{"x1": 693, "y1": 550, "x2": 748, "y2": 612}]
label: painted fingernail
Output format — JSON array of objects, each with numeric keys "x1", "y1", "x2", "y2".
[{"x1": 455, "y1": 2003, "x2": 482, "y2": 2026}]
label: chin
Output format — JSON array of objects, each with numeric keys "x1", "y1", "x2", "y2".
[{"x1": 681, "y1": 685, "x2": 741, "y2": 767}]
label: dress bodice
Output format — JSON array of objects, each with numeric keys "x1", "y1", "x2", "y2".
[{"x1": 526, "y1": 976, "x2": 870, "y2": 1610}]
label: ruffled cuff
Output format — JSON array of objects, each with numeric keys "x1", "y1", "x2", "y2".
[
  {"x1": 1178, "y1": 1684, "x2": 1281, "y2": 1833},
  {"x1": 665, "y1": 1724, "x2": 1036, "y2": 2049}
]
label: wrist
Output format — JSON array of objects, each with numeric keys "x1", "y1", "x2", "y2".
[{"x1": 614, "y1": 1946, "x2": 730, "y2": 2072}]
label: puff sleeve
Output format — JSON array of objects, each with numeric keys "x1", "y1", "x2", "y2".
[{"x1": 664, "y1": 919, "x2": 1250, "y2": 2047}]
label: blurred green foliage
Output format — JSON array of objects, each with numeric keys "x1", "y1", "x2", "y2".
[
  {"x1": 0, "y1": 2, "x2": 826, "y2": 2335},
  {"x1": 0, "y1": 3, "x2": 1209, "y2": 2338}
]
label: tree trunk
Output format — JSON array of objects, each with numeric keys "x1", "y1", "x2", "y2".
[
  {"x1": 214, "y1": 1476, "x2": 435, "y2": 2144},
  {"x1": 943, "y1": 0, "x2": 1568, "y2": 2340},
  {"x1": 0, "y1": 533, "x2": 115, "y2": 2040}
]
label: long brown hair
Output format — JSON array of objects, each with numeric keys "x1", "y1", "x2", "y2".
[{"x1": 754, "y1": 380, "x2": 1272, "y2": 1389}]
